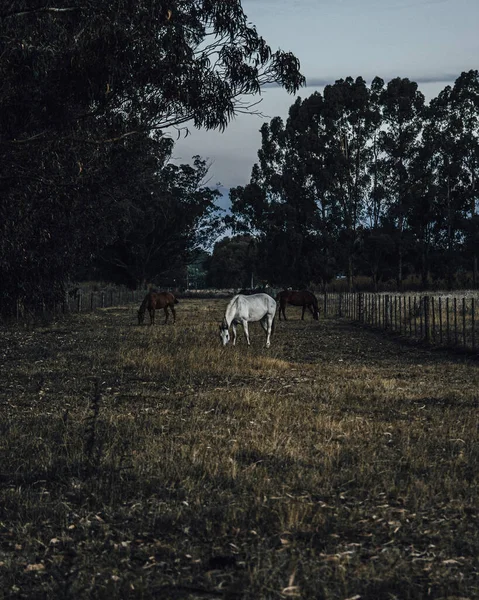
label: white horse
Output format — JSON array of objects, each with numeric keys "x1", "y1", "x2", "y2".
[{"x1": 219, "y1": 293, "x2": 277, "y2": 348}]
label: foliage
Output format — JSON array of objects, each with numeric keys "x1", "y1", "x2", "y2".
[
  {"x1": 0, "y1": 0, "x2": 305, "y2": 316},
  {"x1": 228, "y1": 71, "x2": 479, "y2": 290},
  {"x1": 93, "y1": 156, "x2": 223, "y2": 288},
  {"x1": 205, "y1": 234, "x2": 257, "y2": 288}
]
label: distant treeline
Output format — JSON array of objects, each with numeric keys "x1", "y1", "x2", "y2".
[{"x1": 224, "y1": 71, "x2": 479, "y2": 292}]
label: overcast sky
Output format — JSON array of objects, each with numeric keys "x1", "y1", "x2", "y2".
[{"x1": 171, "y1": 0, "x2": 479, "y2": 209}]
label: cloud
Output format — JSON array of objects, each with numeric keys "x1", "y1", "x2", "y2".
[{"x1": 264, "y1": 72, "x2": 460, "y2": 90}]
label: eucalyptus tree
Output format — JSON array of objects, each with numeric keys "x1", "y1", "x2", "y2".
[
  {"x1": 230, "y1": 78, "x2": 384, "y2": 288},
  {"x1": 0, "y1": 0, "x2": 305, "y2": 316},
  {"x1": 404, "y1": 142, "x2": 437, "y2": 287},
  {"x1": 205, "y1": 235, "x2": 257, "y2": 289},
  {"x1": 378, "y1": 78, "x2": 425, "y2": 288},
  {"x1": 95, "y1": 156, "x2": 222, "y2": 289},
  {"x1": 319, "y1": 76, "x2": 383, "y2": 288},
  {"x1": 423, "y1": 71, "x2": 479, "y2": 287},
  {"x1": 229, "y1": 107, "x2": 334, "y2": 287},
  {"x1": 447, "y1": 71, "x2": 479, "y2": 286}
]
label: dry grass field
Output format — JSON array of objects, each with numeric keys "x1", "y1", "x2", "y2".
[{"x1": 1, "y1": 298, "x2": 479, "y2": 599}]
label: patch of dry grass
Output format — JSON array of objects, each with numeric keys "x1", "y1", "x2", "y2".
[{"x1": 0, "y1": 298, "x2": 478, "y2": 599}]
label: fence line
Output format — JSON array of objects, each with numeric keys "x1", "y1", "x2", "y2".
[
  {"x1": 321, "y1": 292, "x2": 478, "y2": 353},
  {"x1": 10, "y1": 287, "x2": 479, "y2": 353},
  {"x1": 14, "y1": 288, "x2": 147, "y2": 320}
]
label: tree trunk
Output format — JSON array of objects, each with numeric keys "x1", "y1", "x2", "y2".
[
  {"x1": 347, "y1": 253, "x2": 353, "y2": 292},
  {"x1": 473, "y1": 254, "x2": 478, "y2": 289},
  {"x1": 421, "y1": 244, "x2": 429, "y2": 290},
  {"x1": 397, "y1": 244, "x2": 403, "y2": 290}
]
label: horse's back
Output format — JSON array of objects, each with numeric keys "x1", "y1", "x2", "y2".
[
  {"x1": 282, "y1": 289, "x2": 316, "y2": 304},
  {"x1": 236, "y1": 293, "x2": 276, "y2": 320},
  {"x1": 144, "y1": 291, "x2": 177, "y2": 309}
]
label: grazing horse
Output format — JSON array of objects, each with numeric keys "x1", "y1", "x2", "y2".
[
  {"x1": 137, "y1": 291, "x2": 179, "y2": 325},
  {"x1": 219, "y1": 293, "x2": 277, "y2": 348},
  {"x1": 276, "y1": 289, "x2": 320, "y2": 321}
]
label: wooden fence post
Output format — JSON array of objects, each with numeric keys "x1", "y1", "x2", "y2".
[
  {"x1": 384, "y1": 295, "x2": 389, "y2": 330},
  {"x1": 424, "y1": 296, "x2": 430, "y2": 342},
  {"x1": 419, "y1": 297, "x2": 424, "y2": 338},
  {"x1": 439, "y1": 297, "x2": 443, "y2": 344},
  {"x1": 399, "y1": 296, "x2": 402, "y2": 335},
  {"x1": 394, "y1": 295, "x2": 398, "y2": 331},
  {"x1": 414, "y1": 297, "x2": 418, "y2": 338},
  {"x1": 446, "y1": 298, "x2": 450, "y2": 345},
  {"x1": 408, "y1": 296, "x2": 412, "y2": 337},
  {"x1": 472, "y1": 298, "x2": 476, "y2": 351},
  {"x1": 454, "y1": 298, "x2": 458, "y2": 346},
  {"x1": 357, "y1": 293, "x2": 363, "y2": 322}
]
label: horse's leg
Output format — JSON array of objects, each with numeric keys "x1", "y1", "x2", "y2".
[
  {"x1": 164, "y1": 306, "x2": 169, "y2": 324},
  {"x1": 149, "y1": 308, "x2": 154, "y2": 325},
  {"x1": 281, "y1": 303, "x2": 287, "y2": 320},
  {"x1": 265, "y1": 315, "x2": 273, "y2": 348},
  {"x1": 307, "y1": 303, "x2": 315, "y2": 318},
  {"x1": 301, "y1": 304, "x2": 306, "y2": 320},
  {"x1": 242, "y1": 320, "x2": 251, "y2": 346},
  {"x1": 232, "y1": 323, "x2": 237, "y2": 346},
  {"x1": 171, "y1": 305, "x2": 176, "y2": 324}
]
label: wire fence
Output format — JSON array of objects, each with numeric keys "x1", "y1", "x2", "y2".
[
  {"x1": 13, "y1": 288, "x2": 147, "y2": 321},
  {"x1": 10, "y1": 286, "x2": 479, "y2": 354},
  {"x1": 322, "y1": 292, "x2": 479, "y2": 353}
]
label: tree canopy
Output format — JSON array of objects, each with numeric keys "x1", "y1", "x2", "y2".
[
  {"x1": 0, "y1": 0, "x2": 305, "y2": 316},
  {"x1": 228, "y1": 72, "x2": 479, "y2": 291}
]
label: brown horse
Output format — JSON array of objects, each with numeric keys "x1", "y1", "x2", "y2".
[
  {"x1": 276, "y1": 289, "x2": 320, "y2": 321},
  {"x1": 137, "y1": 291, "x2": 179, "y2": 325}
]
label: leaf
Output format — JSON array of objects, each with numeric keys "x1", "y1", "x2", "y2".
[
  {"x1": 282, "y1": 586, "x2": 301, "y2": 597},
  {"x1": 442, "y1": 559, "x2": 461, "y2": 565},
  {"x1": 25, "y1": 563, "x2": 45, "y2": 571}
]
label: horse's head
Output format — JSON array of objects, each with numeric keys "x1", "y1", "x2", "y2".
[
  {"x1": 219, "y1": 323, "x2": 230, "y2": 346},
  {"x1": 137, "y1": 309, "x2": 145, "y2": 325}
]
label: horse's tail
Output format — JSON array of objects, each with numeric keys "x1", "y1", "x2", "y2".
[
  {"x1": 174, "y1": 297, "x2": 179, "y2": 304},
  {"x1": 138, "y1": 293, "x2": 149, "y2": 323},
  {"x1": 139, "y1": 293, "x2": 149, "y2": 312},
  {"x1": 312, "y1": 294, "x2": 320, "y2": 319}
]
